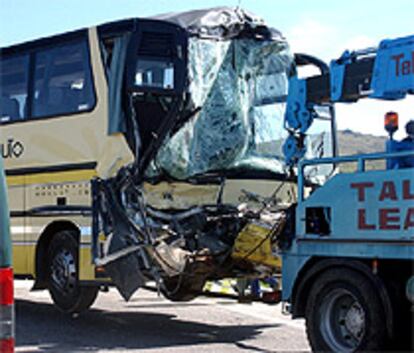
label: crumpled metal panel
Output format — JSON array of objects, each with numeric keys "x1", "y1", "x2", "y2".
[
  {"x1": 143, "y1": 182, "x2": 220, "y2": 209},
  {"x1": 151, "y1": 7, "x2": 282, "y2": 40},
  {"x1": 150, "y1": 37, "x2": 293, "y2": 180}
]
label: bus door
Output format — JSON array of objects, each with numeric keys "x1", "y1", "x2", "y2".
[{"x1": 125, "y1": 20, "x2": 188, "y2": 172}]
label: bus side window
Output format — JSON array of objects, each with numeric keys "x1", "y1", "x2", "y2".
[
  {"x1": 0, "y1": 54, "x2": 29, "y2": 123},
  {"x1": 32, "y1": 40, "x2": 96, "y2": 118},
  {"x1": 129, "y1": 31, "x2": 178, "y2": 92}
]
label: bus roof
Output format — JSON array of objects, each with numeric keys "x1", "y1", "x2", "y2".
[
  {"x1": 149, "y1": 7, "x2": 283, "y2": 40},
  {"x1": 1, "y1": 7, "x2": 285, "y2": 54},
  {"x1": 97, "y1": 7, "x2": 283, "y2": 41}
]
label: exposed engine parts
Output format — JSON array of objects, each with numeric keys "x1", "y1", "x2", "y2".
[
  {"x1": 90, "y1": 7, "x2": 328, "y2": 302},
  {"x1": 92, "y1": 167, "x2": 289, "y2": 301}
]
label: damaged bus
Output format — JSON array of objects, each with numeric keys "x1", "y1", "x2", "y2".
[{"x1": 0, "y1": 7, "x2": 334, "y2": 312}]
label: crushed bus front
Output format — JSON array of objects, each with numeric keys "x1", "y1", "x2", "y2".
[{"x1": 92, "y1": 8, "x2": 334, "y2": 301}]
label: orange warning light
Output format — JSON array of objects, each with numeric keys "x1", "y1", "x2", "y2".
[{"x1": 384, "y1": 111, "x2": 399, "y2": 135}]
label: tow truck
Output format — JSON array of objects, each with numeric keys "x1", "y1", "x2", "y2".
[{"x1": 281, "y1": 34, "x2": 414, "y2": 352}]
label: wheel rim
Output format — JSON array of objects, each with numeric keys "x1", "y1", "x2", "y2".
[
  {"x1": 50, "y1": 248, "x2": 77, "y2": 295},
  {"x1": 319, "y1": 288, "x2": 365, "y2": 352}
]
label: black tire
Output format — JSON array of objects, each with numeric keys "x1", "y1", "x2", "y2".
[
  {"x1": 305, "y1": 267, "x2": 387, "y2": 352},
  {"x1": 161, "y1": 275, "x2": 206, "y2": 302},
  {"x1": 47, "y1": 230, "x2": 98, "y2": 313},
  {"x1": 387, "y1": 279, "x2": 414, "y2": 351}
]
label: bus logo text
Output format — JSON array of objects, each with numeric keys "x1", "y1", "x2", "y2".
[{"x1": 1, "y1": 138, "x2": 25, "y2": 159}]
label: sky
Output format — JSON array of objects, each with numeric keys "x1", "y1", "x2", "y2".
[{"x1": 1, "y1": 0, "x2": 413, "y2": 138}]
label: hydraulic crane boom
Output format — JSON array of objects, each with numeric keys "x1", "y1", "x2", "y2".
[{"x1": 284, "y1": 34, "x2": 414, "y2": 166}]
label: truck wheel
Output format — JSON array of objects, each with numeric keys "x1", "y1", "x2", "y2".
[
  {"x1": 47, "y1": 230, "x2": 98, "y2": 313},
  {"x1": 305, "y1": 268, "x2": 387, "y2": 352}
]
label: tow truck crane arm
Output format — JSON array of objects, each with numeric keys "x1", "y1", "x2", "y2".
[{"x1": 284, "y1": 34, "x2": 414, "y2": 166}]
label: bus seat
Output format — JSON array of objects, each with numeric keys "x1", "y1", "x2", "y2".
[
  {"x1": 34, "y1": 87, "x2": 63, "y2": 116},
  {"x1": 35, "y1": 87, "x2": 79, "y2": 116},
  {"x1": 0, "y1": 96, "x2": 20, "y2": 122}
]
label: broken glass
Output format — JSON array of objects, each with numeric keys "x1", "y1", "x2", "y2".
[{"x1": 147, "y1": 37, "x2": 294, "y2": 180}]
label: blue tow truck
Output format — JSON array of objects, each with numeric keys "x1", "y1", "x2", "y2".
[{"x1": 281, "y1": 35, "x2": 414, "y2": 351}]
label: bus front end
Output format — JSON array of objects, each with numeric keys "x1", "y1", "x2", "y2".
[{"x1": 93, "y1": 8, "x2": 335, "y2": 301}]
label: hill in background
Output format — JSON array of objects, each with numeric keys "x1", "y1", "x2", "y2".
[
  {"x1": 336, "y1": 130, "x2": 387, "y2": 171},
  {"x1": 337, "y1": 129, "x2": 387, "y2": 156}
]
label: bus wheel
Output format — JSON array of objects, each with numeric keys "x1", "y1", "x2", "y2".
[
  {"x1": 47, "y1": 230, "x2": 98, "y2": 313},
  {"x1": 161, "y1": 275, "x2": 205, "y2": 302},
  {"x1": 305, "y1": 268, "x2": 387, "y2": 352}
]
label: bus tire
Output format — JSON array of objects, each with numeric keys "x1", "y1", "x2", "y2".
[
  {"x1": 161, "y1": 275, "x2": 205, "y2": 302},
  {"x1": 47, "y1": 230, "x2": 98, "y2": 313},
  {"x1": 305, "y1": 268, "x2": 387, "y2": 352}
]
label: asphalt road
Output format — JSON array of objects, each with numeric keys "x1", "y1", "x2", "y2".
[{"x1": 15, "y1": 280, "x2": 310, "y2": 353}]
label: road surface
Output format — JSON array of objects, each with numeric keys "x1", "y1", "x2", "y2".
[{"x1": 15, "y1": 280, "x2": 310, "y2": 353}]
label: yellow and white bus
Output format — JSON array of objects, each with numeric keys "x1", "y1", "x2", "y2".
[
  {"x1": 1, "y1": 20, "x2": 127, "y2": 312},
  {"x1": 0, "y1": 8, "x2": 335, "y2": 313}
]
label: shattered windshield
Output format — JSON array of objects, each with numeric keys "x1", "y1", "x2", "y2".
[{"x1": 146, "y1": 37, "x2": 293, "y2": 180}]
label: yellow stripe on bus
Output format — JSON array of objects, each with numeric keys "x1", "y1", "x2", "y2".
[
  {"x1": 6, "y1": 169, "x2": 96, "y2": 186},
  {"x1": 12, "y1": 243, "x2": 98, "y2": 281}
]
